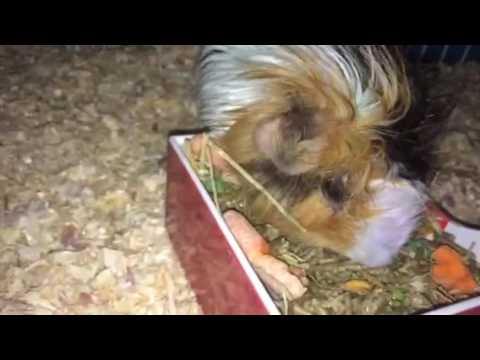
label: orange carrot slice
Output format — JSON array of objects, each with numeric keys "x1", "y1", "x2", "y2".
[
  {"x1": 224, "y1": 210, "x2": 270, "y2": 260},
  {"x1": 224, "y1": 210, "x2": 307, "y2": 301},
  {"x1": 432, "y1": 246, "x2": 478, "y2": 295}
]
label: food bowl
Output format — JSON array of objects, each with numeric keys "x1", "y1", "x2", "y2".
[{"x1": 166, "y1": 134, "x2": 480, "y2": 315}]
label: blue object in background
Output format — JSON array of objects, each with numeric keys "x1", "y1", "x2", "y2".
[{"x1": 406, "y1": 45, "x2": 479, "y2": 65}]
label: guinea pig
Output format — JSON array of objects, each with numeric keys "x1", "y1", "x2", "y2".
[{"x1": 194, "y1": 45, "x2": 432, "y2": 268}]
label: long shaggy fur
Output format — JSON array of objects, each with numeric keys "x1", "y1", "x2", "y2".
[
  {"x1": 196, "y1": 45, "x2": 411, "y2": 132},
  {"x1": 194, "y1": 45, "x2": 429, "y2": 267}
]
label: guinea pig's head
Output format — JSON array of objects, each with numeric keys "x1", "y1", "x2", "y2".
[
  {"x1": 217, "y1": 83, "x2": 389, "y2": 197},
  {"x1": 206, "y1": 46, "x2": 413, "y2": 211}
]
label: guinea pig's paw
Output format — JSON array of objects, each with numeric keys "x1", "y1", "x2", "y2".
[{"x1": 348, "y1": 180, "x2": 426, "y2": 268}]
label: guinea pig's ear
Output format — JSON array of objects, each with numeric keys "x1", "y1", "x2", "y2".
[
  {"x1": 254, "y1": 106, "x2": 327, "y2": 176},
  {"x1": 254, "y1": 117, "x2": 283, "y2": 161},
  {"x1": 255, "y1": 102, "x2": 322, "y2": 156},
  {"x1": 281, "y1": 102, "x2": 322, "y2": 141}
]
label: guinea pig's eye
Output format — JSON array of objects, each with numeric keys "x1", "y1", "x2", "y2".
[{"x1": 321, "y1": 176, "x2": 350, "y2": 210}]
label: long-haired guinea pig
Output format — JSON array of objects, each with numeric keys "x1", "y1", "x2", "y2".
[{"x1": 194, "y1": 45, "x2": 435, "y2": 268}]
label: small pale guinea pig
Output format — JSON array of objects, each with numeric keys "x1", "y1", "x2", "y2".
[{"x1": 194, "y1": 45, "x2": 433, "y2": 268}]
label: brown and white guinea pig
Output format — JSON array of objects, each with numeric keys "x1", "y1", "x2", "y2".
[{"x1": 194, "y1": 45, "x2": 433, "y2": 268}]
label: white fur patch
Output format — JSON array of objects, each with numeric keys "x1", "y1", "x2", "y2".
[
  {"x1": 347, "y1": 180, "x2": 426, "y2": 267},
  {"x1": 195, "y1": 45, "x2": 399, "y2": 134}
]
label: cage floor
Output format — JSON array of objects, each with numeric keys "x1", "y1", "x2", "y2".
[{"x1": 0, "y1": 45, "x2": 202, "y2": 314}]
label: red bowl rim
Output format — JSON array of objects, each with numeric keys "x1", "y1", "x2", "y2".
[{"x1": 170, "y1": 135, "x2": 281, "y2": 315}]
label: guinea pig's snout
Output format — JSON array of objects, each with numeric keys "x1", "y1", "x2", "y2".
[{"x1": 348, "y1": 181, "x2": 426, "y2": 268}]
